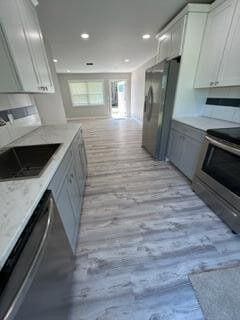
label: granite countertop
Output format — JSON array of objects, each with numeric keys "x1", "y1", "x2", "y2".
[
  {"x1": 0, "y1": 123, "x2": 81, "y2": 269},
  {"x1": 173, "y1": 116, "x2": 240, "y2": 131}
]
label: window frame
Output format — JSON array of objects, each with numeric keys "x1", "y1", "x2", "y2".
[{"x1": 68, "y1": 79, "x2": 105, "y2": 107}]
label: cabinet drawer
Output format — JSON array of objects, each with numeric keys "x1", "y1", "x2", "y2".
[
  {"x1": 48, "y1": 146, "x2": 73, "y2": 197},
  {"x1": 172, "y1": 120, "x2": 205, "y2": 142}
]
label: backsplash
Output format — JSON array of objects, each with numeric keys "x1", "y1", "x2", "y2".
[
  {"x1": 0, "y1": 105, "x2": 38, "y2": 122},
  {"x1": 201, "y1": 87, "x2": 240, "y2": 124},
  {"x1": 206, "y1": 97, "x2": 240, "y2": 108},
  {"x1": 202, "y1": 105, "x2": 240, "y2": 123},
  {"x1": 0, "y1": 95, "x2": 41, "y2": 148}
]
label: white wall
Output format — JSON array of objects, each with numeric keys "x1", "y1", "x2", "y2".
[
  {"x1": 131, "y1": 56, "x2": 156, "y2": 123},
  {"x1": 58, "y1": 73, "x2": 131, "y2": 119}
]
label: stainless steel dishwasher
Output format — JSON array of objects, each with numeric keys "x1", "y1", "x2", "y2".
[{"x1": 0, "y1": 191, "x2": 74, "y2": 320}]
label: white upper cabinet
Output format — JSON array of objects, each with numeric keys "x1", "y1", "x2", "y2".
[
  {"x1": 17, "y1": 0, "x2": 54, "y2": 92},
  {"x1": 0, "y1": 0, "x2": 54, "y2": 93},
  {"x1": 169, "y1": 16, "x2": 186, "y2": 59},
  {"x1": 195, "y1": 0, "x2": 238, "y2": 88},
  {"x1": 157, "y1": 31, "x2": 171, "y2": 62},
  {"x1": 217, "y1": 1, "x2": 240, "y2": 86},
  {"x1": 156, "y1": 16, "x2": 186, "y2": 64}
]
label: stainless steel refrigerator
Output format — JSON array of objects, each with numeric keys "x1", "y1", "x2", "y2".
[{"x1": 142, "y1": 59, "x2": 180, "y2": 160}]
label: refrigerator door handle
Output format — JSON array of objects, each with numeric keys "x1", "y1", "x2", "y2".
[{"x1": 144, "y1": 96, "x2": 147, "y2": 112}]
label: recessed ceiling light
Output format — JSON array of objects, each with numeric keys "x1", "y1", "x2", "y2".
[
  {"x1": 124, "y1": 59, "x2": 130, "y2": 63},
  {"x1": 81, "y1": 33, "x2": 90, "y2": 39},
  {"x1": 142, "y1": 34, "x2": 151, "y2": 39},
  {"x1": 53, "y1": 58, "x2": 58, "y2": 63}
]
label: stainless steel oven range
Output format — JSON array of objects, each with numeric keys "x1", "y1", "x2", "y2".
[{"x1": 192, "y1": 127, "x2": 240, "y2": 233}]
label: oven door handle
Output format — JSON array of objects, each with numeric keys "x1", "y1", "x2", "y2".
[
  {"x1": 2, "y1": 197, "x2": 54, "y2": 320},
  {"x1": 206, "y1": 136, "x2": 240, "y2": 157}
]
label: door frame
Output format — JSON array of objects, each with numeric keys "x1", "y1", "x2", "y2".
[{"x1": 108, "y1": 79, "x2": 129, "y2": 117}]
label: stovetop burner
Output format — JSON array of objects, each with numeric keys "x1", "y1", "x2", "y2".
[{"x1": 207, "y1": 127, "x2": 240, "y2": 145}]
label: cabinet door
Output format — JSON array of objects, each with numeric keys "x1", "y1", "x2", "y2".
[
  {"x1": 217, "y1": 1, "x2": 240, "y2": 86},
  {"x1": 180, "y1": 136, "x2": 202, "y2": 180},
  {"x1": 158, "y1": 31, "x2": 171, "y2": 62},
  {"x1": 195, "y1": 0, "x2": 236, "y2": 88},
  {"x1": 74, "y1": 142, "x2": 84, "y2": 192},
  {"x1": 17, "y1": 0, "x2": 54, "y2": 92},
  {"x1": 167, "y1": 129, "x2": 184, "y2": 168},
  {"x1": 156, "y1": 41, "x2": 161, "y2": 64},
  {"x1": 0, "y1": 24, "x2": 21, "y2": 92},
  {"x1": 169, "y1": 16, "x2": 186, "y2": 59},
  {"x1": 67, "y1": 161, "x2": 82, "y2": 222},
  {"x1": 80, "y1": 139, "x2": 88, "y2": 180},
  {"x1": 73, "y1": 135, "x2": 86, "y2": 192},
  {"x1": 168, "y1": 127, "x2": 202, "y2": 180},
  {"x1": 0, "y1": 0, "x2": 39, "y2": 92},
  {"x1": 56, "y1": 178, "x2": 78, "y2": 250},
  {"x1": 156, "y1": 40, "x2": 165, "y2": 64}
]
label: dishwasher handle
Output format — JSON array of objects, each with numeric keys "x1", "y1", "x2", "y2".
[{"x1": 1, "y1": 196, "x2": 55, "y2": 320}]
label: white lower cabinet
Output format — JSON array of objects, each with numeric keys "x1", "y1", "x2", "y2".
[
  {"x1": 167, "y1": 121, "x2": 205, "y2": 180},
  {"x1": 48, "y1": 130, "x2": 87, "y2": 252}
]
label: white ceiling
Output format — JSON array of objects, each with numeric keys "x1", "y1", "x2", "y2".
[{"x1": 37, "y1": 0, "x2": 212, "y2": 73}]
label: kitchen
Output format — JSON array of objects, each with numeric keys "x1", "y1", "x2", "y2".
[{"x1": 0, "y1": 0, "x2": 240, "y2": 319}]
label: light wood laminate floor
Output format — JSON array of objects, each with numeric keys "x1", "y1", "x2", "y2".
[{"x1": 69, "y1": 118, "x2": 240, "y2": 320}]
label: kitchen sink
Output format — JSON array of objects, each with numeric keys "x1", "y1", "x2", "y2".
[{"x1": 0, "y1": 144, "x2": 62, "y2": 181}]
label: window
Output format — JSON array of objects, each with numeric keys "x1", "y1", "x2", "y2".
[{"x1": 68, "y1": 80, "x2": 104, "y2": 107}]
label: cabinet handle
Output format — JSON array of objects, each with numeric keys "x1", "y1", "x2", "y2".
[{"x1": 38, "y1": 86, "x2": 49, "y2": 91}]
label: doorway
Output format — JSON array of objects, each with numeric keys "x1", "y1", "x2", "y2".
[{"x1": 109, "y1": 80, "x2": 127, "y2": 118}]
